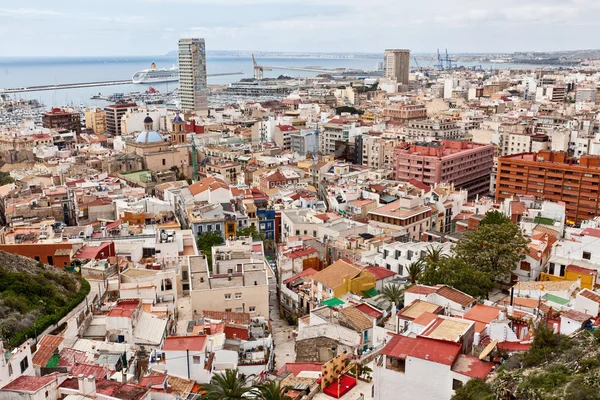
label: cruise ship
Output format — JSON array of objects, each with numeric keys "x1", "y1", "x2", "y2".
[{"x1": 132, "y1": 63, "x2": 179, "y2": 84}]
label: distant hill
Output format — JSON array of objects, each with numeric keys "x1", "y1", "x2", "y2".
[{"x1": 0, "y1": 251, "x2": 90, "y2": 347}]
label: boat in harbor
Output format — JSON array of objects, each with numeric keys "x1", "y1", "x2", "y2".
[{"x1": 132, "y1": 63, "x2": 179, "y2": 84}]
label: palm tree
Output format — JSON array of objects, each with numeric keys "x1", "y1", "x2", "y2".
[
  {"x1": 407, "y1": 261, "x2": 424, "y2": 284},
  {"x1": 254, "y1": 380, "x2": 292, "y2": 400},
  {"x1": 201, "y1": 369, "x2": 251, "y2": 400},
  {"x1": 377, "y1": 283, "x2": 404, "y2": 309},
  {"x1": 421, "y1": 245, "x2": 447, "y2": 268}
]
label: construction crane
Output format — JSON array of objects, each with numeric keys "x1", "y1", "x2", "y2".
[
  {"x1": 445, "y1": 49, "x2": 456, "y2": 70},
  {"x1": 252, "y1": 54, "x2": 271, "y2": 80},
  {"x1": 413, "y1": 57, "x2": 422, "y2": 72},
  {"x1": 436, "y1": 49, "x2": 444, "y2": 70}
]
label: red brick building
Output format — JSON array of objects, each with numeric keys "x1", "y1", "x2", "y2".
[
  {"x1": 42, "y1": 108, "x2": 81, "y2": 133},
  {"x1": 394, "y1": 140, "x2": 494, "y2": 199}
]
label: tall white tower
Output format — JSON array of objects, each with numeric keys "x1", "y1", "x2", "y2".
[{"x1": 178, "y1": 38, "x2": 209, "y2": 116}]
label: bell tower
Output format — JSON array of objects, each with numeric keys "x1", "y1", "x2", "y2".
[
  {"x1": 143, "y1": 113, "x2": 154, "y2": 131},
  {"x1": 170, "y1": 113, "x2": 186, "y2": 144}
]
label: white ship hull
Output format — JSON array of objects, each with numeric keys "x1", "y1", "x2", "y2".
[
  {"x1": 132, "y1": 64, "x2": 179, "y2": 84},
  {"x1": 132, "y1": 75, "x2": 179, "y2": 84}
]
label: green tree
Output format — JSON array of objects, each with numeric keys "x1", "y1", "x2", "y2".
[
  {"x1": 0, "y1": 172, "x2": 14, "y2": 186},
  {"x1": 421, "y1": 245, "x2": 447, "y2": 268},
  {"x1": 452, "y1": 221, "x2": 530, "y2": 281},
  {"x1": 421, "y1": 257, "x2": 494, "y2": 299},
  {"x1": 407, "y1": 261, "x2": 424, "y2": 284},
  {"x1": 237, "y1": 225, "x2": 266, "y2": 242},
  {"x1": 254, "y1": 380, "x2": 292, "y2": 400},
  {"x1": 197, "y1": 231, "x2": 224, "y2": 269},
  {"x1": 480, "y1": 210, "x2": 510, "y2": 225},
  {"x1": 200, "y1": 369, "x2": 251, "y2": 400},
  {"x1": 451, "y1": 378, "x2": 494, "y2": 400},
  {"x1": 377, "y1": 283, "x2": 404, "y2": 309}
]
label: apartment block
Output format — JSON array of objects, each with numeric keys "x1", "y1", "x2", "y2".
[
  {"x1": 393, "y1": 140, "x2": 494, "y2": 199},
  {"x1": 405, "y1": 119, "x2": 462, "y2": 141},
  {"x1": 42, "y1": 108, "x2": 81, "y2": 133},
  {"x1": 104, "y1": 101, "x2": 137, "y2": 136},
  {"x1": 496, "y1": 151, "x2": 600, "y2": 223}
]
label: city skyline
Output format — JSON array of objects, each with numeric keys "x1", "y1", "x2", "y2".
[{"x1": 2, "y1": 0, "x2": 599, "y2": 57}]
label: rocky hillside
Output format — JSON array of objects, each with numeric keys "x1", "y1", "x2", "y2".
[
  {"x1": 0, "y1": 251, "x2": 89, "y2": 347},
  {"x1": 452, "y1": 325, "x2": 600, "y2": 400}
]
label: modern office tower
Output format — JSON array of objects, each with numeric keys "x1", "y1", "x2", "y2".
[
  {"x1": 384, "y1": 49, "x2": 411, "y2": 85},
  {"x1": 178, "y1": 38, "x2": 208, "y2": 115},
  {"x1": 104, "y1": 101, "x2": 137, "y2": 136}
]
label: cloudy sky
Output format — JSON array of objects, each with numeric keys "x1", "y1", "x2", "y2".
[{"x1": 0, "y1": 0, "x2": 596, "y2": 57}]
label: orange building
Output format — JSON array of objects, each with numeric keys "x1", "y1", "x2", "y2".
[{"x1": 496, "y1": 150, "x2": 600, "y2": 223}]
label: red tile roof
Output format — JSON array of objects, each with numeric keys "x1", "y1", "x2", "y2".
[
  {"x1": 463, "y1": 304, "x2": 501, "y2": 324},
  {"x1": 202, "y1": 310, "x2": 250, "y2": 325},
  {"x1": 163, "y1": 336, "x2": 207, "y2": 352},
  {"x1": 70, "y1": 363, "x2": 107, "y2": 379},
  {"x1": 582, "y1": 228, "x2": 600, "y2": 238},
  {"x1": 277, "y1": 362, "x2": 323, "y2": 377},
  {"x1": 139, "y1": 374, "x2": 167, "y2": 388},
  {"x1": 57, "y1": 348, "x2": 92, "y2": 367},
  {"x1": 283, "y1": 268, "x2": 318, "y2": 284},
  {"x1": 435, "y1": 285, "x2": 474, "y2": 307},
  {"x1": 107, "y1": 299, "x2": 139, "y2": 318},
  {"x1": 286, "y1": 247, "x2": 318, "y2": 260},
  {"x1": 2, "y1": 375, "x2": 56, "y2": 392},
  {"x1": 562, "y1": 309, "x2": 593, "y2": 323},
  {"x1": 404, "y1": 285, "x2": 437, "y2": 295},
  {"x1": 32, "y1": 335, "x2": 64, "y2": 366},
  {"x1": 355, "y1": 303, "x2": 383, "y2": 320},
  {"x1": 277, "y1": 125, "x2": 297, "y2": 132},
  {"x1": 412, "y1": 311, "x2": 438, "y2": 327},
  {"x1": 189, "y1": 176, "x2": 230, "y2": 196},
  {"x1": 381, "y1": 334, "x2": 461, "y2": 366},
  {"x1": 567, "y1": 265, "x2": 596, "y2": 276},
  {"x1": 60, "y1": 377, "x2": 149, "y2": 400},
  {"x1": 73, "y1": 242, "x2": 113, "y2": 260},
  {"x1": 364, "y1": 266, "x2": 397, "y2": 281},
  {"x1": 451, "y1": 355, "x2": 494, "y2": 379},
  {"x1": 224, "y1": 325, "x2": 249, "y2": 340},
  {"x1": 408, "y1": 178, "x2": 431, "y2": 192},
  {"x1": 510, "y1": 201, "x2": 526, "y2": 215},
  {"x1": 579, "y1": 288, "x2": 600, "y2": 304}
]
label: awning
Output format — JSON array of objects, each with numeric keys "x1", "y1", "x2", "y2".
[
  {"x1": 362, "y1": 287, "x2": 379, "y2": 298},
  {"x1": 323, "y1": 298, "x2": 344, "y2": 307}
]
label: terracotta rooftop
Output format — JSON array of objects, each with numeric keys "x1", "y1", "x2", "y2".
[
  {"x1": 2, "y1": 375, "x2": 57, "y2": 393},
  {"x1": 451, "y1": 355, "x2": 494, "y2": 379},
  {"x1": 463, "y1": 304, "x2": 501, "y2": 324},
  {"x1": 163, "y1": 336, "x2": 207, "y2": 352},
  {"x1": 60, "y1": 377, "x2": 149, "y2": 400},
  {"x1": 364, "y1": 266, "x2": 397, "y2": 281},
  {"x1": 435, "y1": 285, "x2": 475, "y2": 307},
  {"x1": 381, "y1": 334, "x2": 461, "y2": 366},
  {"x1": 312, "y1": 259, "x2": 361, "y2": 290},
  {"x1": 283, "y1": 268, "x2": 318, "y2": 285},
  {"x1": 339, "y1": 306, "x2": 374, "y2": 332},
  {"x1": 562, "y1": 309, "x2": 593, "y2": 323},
  {"x1": 578, "y1": 288, "x2": 600, "y2": 304},
  {"x1": 70, "y1": 363, "x2": 107, "y2": 379},
  {"x1": 412, "y1": 311, "x2": 438, "y2": 327},
  {"x1": 32, "y1": 335, "x2": 64, "y2": 367},
  {"x1": 277, "y1": 362, "x2": 323, "y2": 377},
  {"x1": 202, "y1": 310, "x2": 250, "y2": 325},
  {"x1": 405, "y1": 285, "x2": 437, "y2": 296},
  {"x1": 354, "y1": 303, "x2": 383, "y2": 320},
  {"x1": 398, "y1": 300, "x2": 443, "y2": 320}
]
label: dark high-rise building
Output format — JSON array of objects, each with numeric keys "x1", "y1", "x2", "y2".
[
  {"x1": 104, "y1": 102, "x2": 137, "y2": 136},
  {"x1": 42, "y1": 108, "x2": 81, "y2": 133}
]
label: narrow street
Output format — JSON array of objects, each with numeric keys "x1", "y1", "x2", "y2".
[{"x1": 268, "y1": 274, "x2": 296, "y2": 370}]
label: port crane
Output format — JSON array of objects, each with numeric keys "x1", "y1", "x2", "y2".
[{"x1": 252, "y1": 54, "x2": 272, "y2": 80}]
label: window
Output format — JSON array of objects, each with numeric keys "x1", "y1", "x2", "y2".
[
  {"x1": 235, "y1": 307, "x2": 243, "y2": 312},
  {"x1": 583, "y1": 251, "x2": 592, "y2": 260},
  {"x1": 249, "y1": 306, "x2": 256, "y2": 312},
  {"x1": 216, "y1": 224, "x2": 221, "y2": 232},
  {"x1": 225, "y1": 308, "x2": 232, "y2": 312},
  {"x1": 8, "y1": 363, "x2": 12, "y2": 376},
  {"x1": 20, "y1": 357, "x2": 28, "y2": 373},
  {"x1": 224, "y1": 294, "x2": 231, "y2": 300},
  {"x1": 162, "y1": 159, "x2": 166, "y2": 166},
  {"x1": 235, "y1": 293, "x2": 242, "y2": 300},
  {"x1": 520, "y1": 261, "x2": 531, "y2": 272},
  {"x1": 452, "y1": 379, "x2": 463, "y2": 391},
  {"x1": 192, "y1": 356, "x2": 201, "y2": 364},
  {"x1": 207, "y1": 225, "x2": 212, "y2": 232}
]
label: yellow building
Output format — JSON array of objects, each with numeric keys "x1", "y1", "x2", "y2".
[
  {"x1": 311, "y1": 259, "x2": 376, "y2": 300},
  {"x1": 85, "y1": 108, "x2": 107, "y2": 134},
  {"x1": 540, "y1": 264, "x2": 596, "y2": 290}
]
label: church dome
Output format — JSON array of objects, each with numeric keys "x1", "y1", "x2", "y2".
[
  {"x1": 143, "y1": 115, "x2": 154, "y2": 124},
  {"x1": 135, "y1": 130, "x2": 163, "y2": 143},
  {"x1": 172, "y1": 115, "x2": 184, "y2": 123}
]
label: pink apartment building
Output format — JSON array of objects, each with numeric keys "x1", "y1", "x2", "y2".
[{"x1": 394, "y1": 140, "x2": 494, "y2": 199}]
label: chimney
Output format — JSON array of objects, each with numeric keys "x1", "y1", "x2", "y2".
[
  {"x1": 83, "y1": 376, "x2": 97, "y2": 397},
  {"x1": 77, "y1": 375, "x2": 85, "y2": 393}
]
